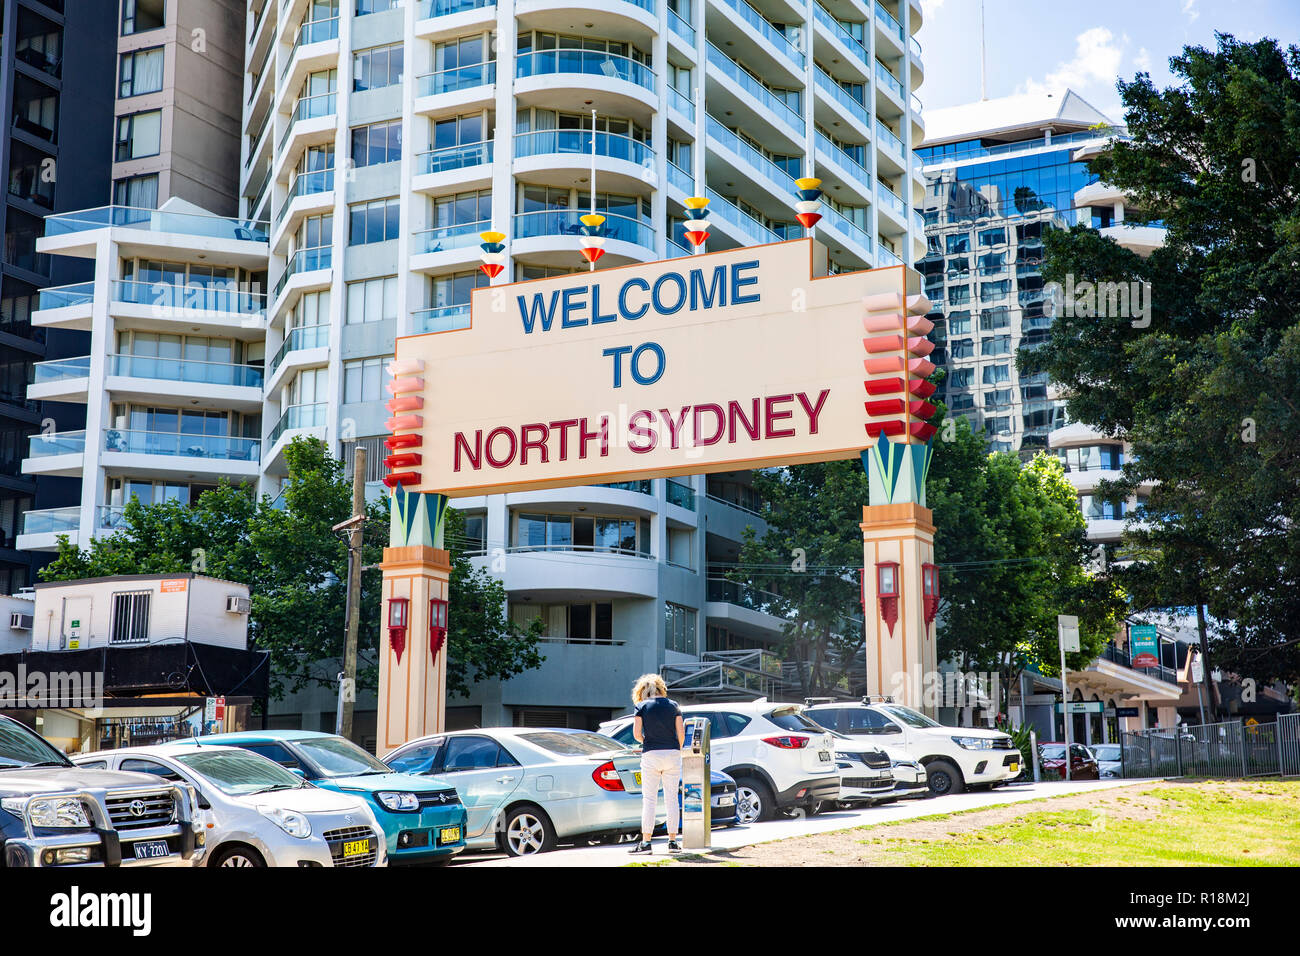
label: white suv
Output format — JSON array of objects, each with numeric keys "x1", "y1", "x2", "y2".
[
  {"x1": 599, "y1": 701, "x2": 840, "y2": 823},
  {"x1": 803, "y1": 701, "x2": 1020, "y2": 796}
]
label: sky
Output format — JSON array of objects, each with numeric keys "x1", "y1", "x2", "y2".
[{"x1": 915, "y1": 0, "x2": 1300, "y2": 124}]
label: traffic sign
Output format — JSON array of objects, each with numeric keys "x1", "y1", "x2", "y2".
[
  {"x1": 1057, "y1": 614, "x2": 1080, "y2": 652},
  {"x1": 204, "y1": 697, "x2": 217, "y2": 722}
]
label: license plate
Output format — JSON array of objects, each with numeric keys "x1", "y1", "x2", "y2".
[
  {"x1": 132, "y1": 840, "x2": 169, "y2": 860},
  {"x1": 438, "y1": 826, "x2": 461, "y2": 845},
  {"x1": 634, "y1": 772, "x2": 641, "y2": 786},
  {"x1": 818, "y1": 751, "x2": 831, "y2": 762},
  {"x1": 715, "y1": 795, "x2": 735, "y2": 807},
  {"x1": 1009, "y1": 762, "x2": 1019, "y2": 773},
  {"x1": 342, "y1": 839, "x2": 371, "y2": 857}
]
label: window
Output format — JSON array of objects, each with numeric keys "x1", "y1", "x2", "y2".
[
  {"x1": 434, "y1": 189, "x2": 491, "y2": 227},
  {"x1": 948, "y1": 367, "x2": 973, "y2": 388},
  {"x1": 296, "y1": 212, "x2": 332, "y2": 252},
  {"x1": 342, "y1": 355, "x2": 392, "y2": 403},
  {"x1": 292, "y1": 289, "x2": 331, "y2": 329},
  {"x1": 984, "y1": 388, "x2": 1012, "y2": 408},
  {"x1": 116, "y1": 110, "x2": 162, "y2": 161},
  {"x1": 350, "y1": 119, "x2": 402, "y2": 167},
  {"x1": 982, "y1": 364, "x2": 1010, "y2": 385},
  {"x1": 434, "y1": 113, "x2": 486, "y2": 150},
  {"x1": 949, "y1": 338, "x2": 973, "y2": 359},
  {"x1": 121, "y1": 0, "x2": 165, "y2": 35},
  {"x1": 345, "y1": 276, "x2": 397, "y2": 324},
  {"x1": 289, "y1": 367, "x2": 328, "y2": 406},
  {"x1": 978, "y1": 227, "x2": 1006, "y2": 246},
  {"x1": 664, "y1": 602, "x2": 698, "y2": 655},
  {"x1": 980, "y1": 306, "x2": 1010, "y2": 330},
  {"x1": 948, "y1": 285, "x2": 971, "y2": 305},
  {"x1": 442, "y1": 736, "x2": 513, "y2": 771},
  {"x1": 979, "y1": 280, "x2": 1010, "y2": 300},
  {"x1": 119, "y1": 47, "x2": 164, "y2": 96},
  {"x1": 357, "y1": 0, "x2": 399, "y2": 12},
  {"x1": 510, "y1": 601, "x2": 614, "y2": 643},
  {"x1": 435, "y1": 35, "x2": 487, "y2": 72},
  {"x1": 110, "y1": 590, "x2": 151, "y2": 644},
  {"x1": 460, "y1": 513, "x2": 486, "y2": 552},
  {"x1": 239, "y1": 743, "x2": 303, "y2": 770},
  {"x1": 981, "y1": 335, "x2": 1011, "y2": 356},
  {"x1": 946, "y1": 312, "x2": 971, "y2": 335},
  {"x1": 945, "y1": 234, "x2": 970, "y2": 255},
  {"x1": 121, "y1": 758, "x2": 181, "y2": 781},
  {"x1": 353, "y1": 42, "x2": 403, "y2": 90},
  {"x1": 387, "y1": 739, "x2": 443, "y2": 775},
  {"x1": 949, "y1": 393, "x2": 974, "y2": 410},
  {"x1": 113, "y1": 174, "x2": 159, "y2": 209},
  {"x1": 430, "y1": 270, "x2": 486, "y2": 309},
  {"x1": 348, "y1": 198, "x2": 399, "y2": 245}
]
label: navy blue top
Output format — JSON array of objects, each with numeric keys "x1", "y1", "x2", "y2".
[{"x1": 635, "y1": 697, "x2": 682, "y2": 753}]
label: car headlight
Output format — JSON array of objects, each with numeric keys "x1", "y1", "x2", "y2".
[
  {"x1": 2, "y1": 796, "x2": 92, "y2": 828},
  {"x1": 376, "y1": 791, "x2": 419, "y2": 812},
  {"x1": 951, "y1": 736, "x2": 995, "y2": 750},
  {"x1": 257, "y1": 805, "x2": 311, "y2": 839}
]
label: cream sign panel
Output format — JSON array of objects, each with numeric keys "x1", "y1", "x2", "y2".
[{"x1": 394, "y1": 239, "x2": 910, "y2": 498}]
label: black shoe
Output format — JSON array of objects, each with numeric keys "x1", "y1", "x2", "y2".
[
  {"x1": 667, "y1": 840, "x2": 683, "y2": 852},
  {"x1": 628, "y1": 841, "x2": 653, "y2": 854}
]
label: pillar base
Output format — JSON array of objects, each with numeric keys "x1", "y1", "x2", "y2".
[{"x1": 377, "y1": 545, "x2": 451, "y2": 753}]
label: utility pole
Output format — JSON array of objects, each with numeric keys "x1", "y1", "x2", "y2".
[
  {"x1": 335, "y1": 446, "x2": 367, "y2": 740},
  {"x1": 1195, "y1": 600, "x2": 1215, "y2": 721},
  {"x1": 1058, "y1": 615, "x2": 1080, "y2": 782}
]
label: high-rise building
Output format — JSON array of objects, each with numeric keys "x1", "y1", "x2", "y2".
[
  {"x1": 917, "y1": 90, "x2": 1113, "y2": 455},
  {"x1": 23, "y1": 0, "x2": 926, "y2": 737},
  {"x1": 1, "y1": 0, "x2": 117, "y2": 594}
]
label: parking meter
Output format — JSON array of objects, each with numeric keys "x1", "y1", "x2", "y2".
[{"x1": 681, "y1": 716, "x2": 711, "y2": 849}]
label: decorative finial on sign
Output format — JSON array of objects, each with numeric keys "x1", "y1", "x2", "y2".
[
  {"x1": 682, "y1": 196, "x2": 710, "y2": 253},
  {"x1": 479, "y1": 230, "x2": 505, "y2": 279}
]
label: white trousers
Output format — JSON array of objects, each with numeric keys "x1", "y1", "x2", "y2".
[{"x1": 640, "y1": 749, "x2": 682, "y2": 836}]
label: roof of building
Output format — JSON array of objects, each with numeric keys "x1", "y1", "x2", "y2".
[
  {"x1": 32, "y1": 572, "x2": 250, "y2": 591},
  {"x1": 921, "y1": 89, "x2": 1116, "y2": 148}
]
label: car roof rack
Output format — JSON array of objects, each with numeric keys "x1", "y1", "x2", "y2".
[
  {"x1": 803, "y1": 697, "x2": 837, "y2": 706},
  {"x1": 862, "y1": 695, "x2": 895, "y2": 704}
]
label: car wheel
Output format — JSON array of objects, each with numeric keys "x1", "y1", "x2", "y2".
[
  {"x1": 212, "y1": 845, "x2": 266, "y2": 868},
  {"x1": 926, "y1": 759, "x2": 965, "y2": 796},
  {"x1": 501, "y1": 804, "x2": 557, "y2": 857},
  {"x1": 733, "y1": 777, "x2": 775, "y2": 824}
]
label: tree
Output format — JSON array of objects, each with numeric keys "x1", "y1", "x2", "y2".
[
  {"x1": 41, "y1": 437, "x2": 545, "y2": 701},
  {"x1": 1020, "y1": 34, "x2": 1300, "y2": 685}
]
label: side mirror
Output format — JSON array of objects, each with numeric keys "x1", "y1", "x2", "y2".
[
  {"x1": 288, "y1": 767, "x2": 306, "y2": 778},
  {"x1": 882, "y1": 724, "x2": 902, "y2": 734}
]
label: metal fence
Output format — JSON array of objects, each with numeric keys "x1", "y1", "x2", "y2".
[{"x1": 1121, "y1": 717, "x2": 1300, "y2": 778}]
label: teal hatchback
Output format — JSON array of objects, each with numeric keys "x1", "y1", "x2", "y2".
[{"x1": 201, "y1": 730, "x2": 467, "y2": 866}]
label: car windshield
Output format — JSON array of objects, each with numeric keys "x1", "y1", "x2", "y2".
[
  {"x1": 176, "y1": 750, "x2": 306, "y2": 796},
  {"x1": 766, "y1": 709, "x2": 829, "y2": 733},
  {"x1": 1093, "y1": 745, "x2": 1121, "y2": 760},
  {"x1": 0, "y1": 719, "x2": 70, "y2": 769},
  {"x1": 519, "y1": 732, "x2": 623, "y2": 755},
  {"x1": 1041, "y1": 745, "x2": 1066, "y2": 760},
  {"x1": 293, "y1": 736, "x2": 393, "y2": 777},
  {"x1": 880, "y1": 704, "x2": 942, "y2": 729}
]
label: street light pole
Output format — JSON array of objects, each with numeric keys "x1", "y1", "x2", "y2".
[{"x1": 336, "y1": 446, "x2": 367, "y2": 741}]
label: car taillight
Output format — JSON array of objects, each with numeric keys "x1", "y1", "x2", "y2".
[
  {"x1": 593, "y1": 760, "x2": 625, "y2": 791},
  {"x1": 762, "y1": 735, "x2": 809, "y2": 749}
]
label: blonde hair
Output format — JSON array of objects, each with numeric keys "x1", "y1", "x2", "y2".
[{"x1": 632, "y1": 673, "x2": 668, "y2": 704}]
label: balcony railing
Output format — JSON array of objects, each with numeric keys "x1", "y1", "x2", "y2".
[
  {"x1": 36, "y1": 281, "x2": 95, "y2": 311},
  {"x1": 269, "y1": 324, "x2": 329, "y2": 374},
  {"x1": 815, "y1": 68, "x2": 871, "y2": 130},
  {"x1": 417, "y1": 140, "x2": 494, "y2": 175},
  {"x1": 279, "y1": 91, "x2": 336, "y2": 153},
  {"x1": 875, "y1": 1, "x2": 904, "y2": 43},
  {"x1": 267, "y1": 402, "x2": 326, "y2": 446},
  {"x1": 280, "y1": 167, "x2": 334, "y2": 223},
  {"x1": 716, "y1": 0, "x2": 805, "y2": 68},
  {"x1": 707, "y1": 44, "x2": 803, "y2": 134},
  {"x1": 815, "y1": 131, "x2": 869, "y2": 184},
  {"x1": 108, "y1": 354, "x2": 264, "y2": 389},
  {"x1": 597, "y1": 479, "x2": 653, "y2": 494},
  {"x1": 877, "y1": 184, "x2": 906, "y2": 217},
  {"x1": 705, "y1": 188, "x2": 781, "y2": 245},
  {"x1": 417, "y1": 60, "x2": 496, "y2": 96},
  {"x1": 668, "y1": 7, "x2": 695, "y2": 45},
  {"x1": 909, "y1": 34, "x2": 921, "y2": 59},
  {"x1": 31, "y1": 356, "x2": 91, "y2": 384},
  {"x1": 513, "y1": 210, "x2": 656, "y2": 249},
  {"x1": 26, "y1": 430, "x2": 86, "y2": 458},
  {"x1": 668, "y1": 85, "x2": 695, "y2": 123},
  {"x1": 1099, "y1": 641, "x2": 1178, "y2": 686},
  {"x1": 413, "y1": 219, "x2": 488, "y2": 255},
  {"x1": 667, "y1": 160, "x2": 693, "y2": 195},
  {"x1": 706, "y1": 577, "x2": 786, "y2": 615},
  {"x1": 516, "y1": 50, "x2": 654, "y2": 91},
  {"x1": 273, "y1": 245, "x2": 332, "y2": 299},
  {"x1": 20, "y1": 506, "x2": 80, "y2": 538},
  {"x1": 813, "y1": 4, "x2": 869, "y2": 64},
  {"x1": 97, "y1": 505, "x2": 128, "y2": 531},
  {"x1": 44, "y1": 206, "x2": 269, "y2": 243},
  {"x1": 113, "y1": 279, "x2": 267, "y2": 318},
  {"x1": 666, "y1": 478, "x2": 696, "y2": 511},
  {"x1": 514, "y1": 130, "x2": 654, "y2": 166},
  {"x1": 876, "y1": 118, "x2": 903, "y2": 155},
  {"x1": 412, "y1": 304, "x2": 471, "y2": 333},
  {"x1": 666, "y1": 236, "x2": 692, "y2": 258},
  {"x1": 280, "y1": 16, "x2": 339, "y2": 81},
  {"x1": 875, "y1": 60, "x2": 904, "y2": 100},
  {"x1": 708, "y1": 116, "x2": 797, "y2": 193},
  {"x1": 417, "y1": 0, "x2": 493, "y2": 17},
  {"x1": 818, "y1": 203, "x2": 872, "y2": 255},
  {"x1": 104, "y1": 428, "x2": 261, "y2": 461},
  {"x1": 877, "y1": 245, "x2": 903, "y2": 267}
]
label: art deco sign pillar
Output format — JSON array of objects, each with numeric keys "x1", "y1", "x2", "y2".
[
  {"x1": 377, "y1": 485, "x2": 451, "y2": 753},
  {"x1": 860, "y1": 285, "x2": 940, "y2": 714}
]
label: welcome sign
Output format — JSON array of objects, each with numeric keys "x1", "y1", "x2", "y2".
[{"x1": 391, "y1": 239, "x2": 918, "y2": 497}]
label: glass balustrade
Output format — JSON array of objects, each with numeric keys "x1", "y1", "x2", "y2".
[
  {"x1": 875, "y1": 1, "x2": 904, "y2": 43},
  {"x1": 31, "y1": 356, "x2": 91, "y2": 384},
  {"x1": 417, "y1": 60, "x2": 496, "y2": 96},
  {"x1": 21, "y1": 507, "x2": 81, "y2": 536},
  {"x1": 26, "y1": 430, "x2": 87, "y2": 458},
  {"x1": 269, "y1": 324, "x2": 329, "y2": 374},
  {"x1": 514, "y1": 130, "x2": 653, "y2": 165},
  {"x1": 707, "y1": 44, "x2": 803, "y2": 132},
  {"x1": 666, "y1": 161, "x2": 693, "y2": 195},
  {"x1": 516, "y1": 50, "x2": 654, "y2": 91},
  {"x1": 668, "y1": 85, "x2": 695, "y2": 123},
  {"x1": 513, "y1": 210, "x2": 655, "y2": 249},
  {"x1": 267, "y1": 403, "x2": 326, "y2": 445},
  {"x1": 716, "y1": 0, "x2": 805, "y2": 68},
  {"x1": 708, "y1": 117, "x2": 796, "y2": 190},
  {"x1": 876, "y1": 118, "x2": 903, "y2": 155},
  {"x1": 113, "y1": 279, "x2": 266, "y2": 317},
  {"x1": 813, "y1": 4, "x2": 869, "y2": 64},
  {"x1": 37, "y1": 282, "x2": 95, "y2": 311},
  {"x1": 102, "y1": 428, "x2": 261, "y2": 461},
  {"x1": 108, "y1": 354, "x2": 264, "y2": 389},
  {"x1": 413, "y1": 220, "x2": 489, "y2": 255},
  {"x1": 875, "y1": 60, "x2": 904, "y2": 100},
  {"x1": 45, "y1": 206, "x2": 268, "y2": 243},
  {"x1": 417, "y1": 0, "x2": 493, "y2": 17},
  {"x1": 815, "y1": 68, "x2": 870, "y2": 129},
  {"x1": 273, "y1": 246, "x2": 332, "y2": 298},
  {"x1": 412, "y1": 304, "x2": 471, "y2": 334},
  {"x1": 417, "y1": 140, "x2": 494, "y2": 175}
]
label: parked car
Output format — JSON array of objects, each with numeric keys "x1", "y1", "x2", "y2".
[
  {"x1": 201, "y1": 730, "x2": 466, "y2": 866},
  {"x1": 1039, "y1": 742, "x2": 1100, "y2": 780},
  {"x1": 877, "y1": 744, "x2": 930, "y2": 800},
  {"x1": 599, "y1": 701, "x2": 840, "y2": 823},
  {"x1": 384, "y1": 727, "x2": 649, "y2": 856},
  {"x1": 654, "y1": 770, "x2": 740, "y2": 831},
  {"x1": 0, "y1": 714, "x2": 201, "y2": 868},
  {"x1": 803, "y1": 700, "x2": 1021, "y2": 796},
  {"x1": 1090, "y1": 743, "x2": 1123, "y2": 778},
  {"x1": 74, "y1": 743, "x2": 386, "y2": 867}
]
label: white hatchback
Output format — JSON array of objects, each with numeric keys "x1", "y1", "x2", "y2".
[
  {"x1": 74, "y1": 744, "x2": 386, "y2": 867},
  {"x1": 600, "y1": 700, "x2": 840, "y2": 824}
]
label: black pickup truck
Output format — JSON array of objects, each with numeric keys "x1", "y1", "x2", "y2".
[{"x1": 0, "y1": 714, "x2": 202, "y2": 867}]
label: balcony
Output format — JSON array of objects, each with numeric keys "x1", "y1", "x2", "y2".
[
  {"x1": 411, "y1": 220, "x2": 489, "y2": 264},
  {"x1": 877, "y1": 245, "x2": 903, "y2": 267},
  {"x1": 813, "y1": 4, "x2": 870, "y2": 68},
  {"x1": 42, "y1": 206, "x2": 269, "y2": 244},
  {"x1": 668, "y1": 85, "x2": 695, "y2": 127},
  {"x1": 278, "y1": 167, "x2": 334, "y2": 223},
  {"x1": 412, "y1": 304, "x2": 471, "y2": 334},
  {"x1": 417, "y1": 0, "x2": 494, "y2": 16},
  {"x1": 706, "y1": 43, "x2": 803, "y2": 145},
  {"x1": 416, "y1": 60, "x2": 497, "y2": 98},
  {"x1": 666, "y1": 160, "x2": 693, "y2": 196},
  {"x1": 113, "y1": 279, "x2": 267, "y2": 320},
  {"x1": 516, "y1": 49, "x2": 654, "y2": 91},
  {"x1": 512, "y1": 210, "x2": 656, "y2": 263},
  {"x1": 24, "y1": 430, "x2": 87, "y2": 476},
  {"x1": 108, "y1": 354, "x2": 264, "y2": 390},
  {"x1": 36, "y1": 282, "x2": 95, "y2": 312},
  {"x1": 705, "y1": 188, "x2": 782, "y2": 246},
  {"x1": 278, "y1": 90, "x2": 336, "y2": 160},
  {"x1": 31, "y1": 355, "x2": 91, "y2": 386},
  {"x1": 273, "y1": 246, "x2": 332, "y2": 301},
  {"x1": 707, "y1": 116, "x2": 797, "y2": 206},
  {"x1": 103, "y1": 428, "x2": 262, "y2": 463},
  {"x1": 267, "y1": 402, "x2": 327, "y2": 448},
  {"x1": 875, "y1": 118, "x2": 903, "y2": 158},
  {"x1": 668, "y1": 7, "x2": 695, "y2": 48},
  {"x1": 417, "y1": 140, "x2": 494, "y2": 176},
  {"x1": 16, "y1": 506, "x2": 82, "y2": 551},
  {"x1": 666, "y1": 478, "x2": 696, "y2": 511},
  {"x1": 875, "y1": 59, "x2": 905, "y2": 105},
  {"x1": 268, "y1": 324, "x2": 329, "y2": 377},
  {"x1": 815, "y1": 67, "x2": 872, "y2": 135},
  {"x1": 514, "y1": 130, "x2": 655, "y2": 193},
  {"x1": 278, "y1": 15, "x2": 340, "y2": 106},
  {"x1": 711, "y1": 0, "x2": 806, "y2": 75},
  {"x1": 817, "y1": 204, "x2": 873, "y2": 264},
  {"x1": 875, "y1": 0, "x2": 905, "y2": 52},
  {"x1": 814, "y1": 131, "x2": 872, "y2": 204}
]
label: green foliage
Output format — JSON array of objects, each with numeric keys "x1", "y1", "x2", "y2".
[{"x1": 1020, "y1": 34, "x2": 1300, "y2": 683}]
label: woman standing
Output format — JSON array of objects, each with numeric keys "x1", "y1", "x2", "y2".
[{"x1": 628, "y1": 673, "x2": 685, "y2": 854}]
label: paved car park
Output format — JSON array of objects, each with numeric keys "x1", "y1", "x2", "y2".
[{"x1": 460, "y1": 778, "x2": 1153, "y2": 867}]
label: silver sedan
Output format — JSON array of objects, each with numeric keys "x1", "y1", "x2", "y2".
[{"x1": 384, "y1": 728, "x2": 647, "y2": 857}]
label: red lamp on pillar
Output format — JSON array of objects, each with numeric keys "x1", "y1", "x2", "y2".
[
  {"x1": 429, "y1": 597, "x2": 448, "y2": 663},
  {"x1": 876, "y1": 561, "x2": 899, "y2": 637},
  {"x1": 387, "y1": 597, "x2": 409, "y2": 664},
  {"x1": 922, "y1": 563, "x2": 939, "y2": 627}
]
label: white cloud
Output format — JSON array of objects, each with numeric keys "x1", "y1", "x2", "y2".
[
  {"x1": 1134, "y1": 47, "x2": 1152, "y2": 72},
  {"x1": 1181, "y1": 0, "x2": 1199, "y2": 22},
  {"x1": 920, "y1": 0, "x2": 946, "y2": 18},
  {"x1": 1022, "y1": 26, "x2": 1127, "y2": 96}
]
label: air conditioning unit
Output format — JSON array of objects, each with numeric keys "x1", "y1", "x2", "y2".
[
  {"x1": 9, "y1": 612, "x2": 33, "y2": 630},
  {"x1": 225, "y1": 595, "x2": 251, "y2": 614}
]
